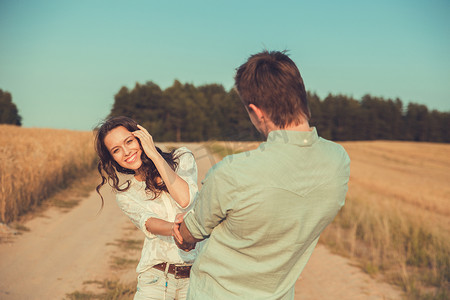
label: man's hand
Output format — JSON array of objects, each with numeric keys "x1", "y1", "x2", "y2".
[
  {"x1": 174, "y1": 235, "x2": 197, "y2": 251},
  {"x1": 172, "y1": 213, "x2": 196, "y2": 251},
  {"x1": 172, "y1": 213, "x2": 185, "y2": 244}
]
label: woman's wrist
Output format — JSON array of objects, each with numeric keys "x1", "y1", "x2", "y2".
[
  {"x1": 146, "y1": 218, "x2": 176, "y2": 236},
  {"x1": 150, "y1": 152, "x2": 165, "y2": 166}
]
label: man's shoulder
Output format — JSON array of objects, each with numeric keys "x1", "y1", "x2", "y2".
[
  {"x1": 202, "y1": 147, "x2": 264, "y2": 182},
  {"x1": 315, "y1": 138, "x2": 350, "y2": 177},
  {"x1": 317, "y1": 137, "x2": 349, "y2": 159}
]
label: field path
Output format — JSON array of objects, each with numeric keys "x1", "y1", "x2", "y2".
[
  {"x1": 0, "y1": 143, "x2": 403, "y2": 299},
  {"x1": 0, "y1": 181, "x2": 127, "y2": 299}
]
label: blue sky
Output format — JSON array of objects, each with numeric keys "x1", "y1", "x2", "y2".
[{"x1": 1, "y1": 0, "x2": 449, "y2": 130}]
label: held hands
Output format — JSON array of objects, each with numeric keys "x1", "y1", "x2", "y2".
[
  {"x1": 133, "y1": 125, "x2": 160, "y2": 161},
  {"x1": 172, "y1": 213, "x2": 196, "y2": 252},
  {"x1": 173, "y1": 213, "x2": 185, "y2": 244}
]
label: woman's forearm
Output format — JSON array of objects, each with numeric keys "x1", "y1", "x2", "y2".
[
  {"x1": 152, "y1": 154, "x2": 190, "y2": 208},
  {"x1": 145, "y1": 217, "x2": 174, "y2": 236},
  {"x1": 132, "y1": 126, "x2": 191, "y2": 208}
]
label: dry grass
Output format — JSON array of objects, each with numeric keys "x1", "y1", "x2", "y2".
[
  {"x1": 0, "y1": 125, "x2": 97, "y2": 223},
  {"x1": 323, "y1": 141, "x2": 450, "y2": 300},
  {"x1": 66, "y1": 280, "x2": 135, "y2": 300},
  {"x1": 205, "y1": 140, "x2": 450, "y2": 300}
]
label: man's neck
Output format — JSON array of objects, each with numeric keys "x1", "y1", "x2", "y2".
[
  {"x1": 282, "y1": 121, "x2": 311, "y2": 132},
  {"x1": 265, "y1": 121, "x2": 311, "y2": 137}
]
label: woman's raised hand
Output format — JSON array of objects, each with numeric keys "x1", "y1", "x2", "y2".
[
  {"x1": 133, "y1": 125, "x2": 160, "y2": 161},
  {"x1": 134, "y1": 125, "x2": 191, "y2": 209}
]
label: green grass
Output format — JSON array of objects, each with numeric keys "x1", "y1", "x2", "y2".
[
  {"x1": 46, "y1": 169, "x2": 99, "y2": 211},
  {"x1": 66, "y1": 280, "x2": 135, "y2": 300},
  {"x1": 110, "y1": 256, "x2": 139, "y2": 270},
  {"x1": 11, "y1": 223, "x2": 30, "y2": 232},
  {"x1": 106, "y1": 239, "x2": 142, "y2": 251}
]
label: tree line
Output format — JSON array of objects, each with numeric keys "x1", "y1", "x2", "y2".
[
  {"x1": 1, "y1": 84, "x2": 448, "y2": 142},
  {"x1": 308, "y1": 93, "x2": 450, "y2": 142},
  {"x1": 109, "y1": 80, "x2": 450, "y2": 143},
  {"x1": 109, "y1": 80, "x2": 261, "y2": 142}
]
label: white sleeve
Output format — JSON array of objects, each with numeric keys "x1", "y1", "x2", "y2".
[
  {"x1": 174, "y1": 147, "x2": 198, "y2": 210},
  {"x1": 116, "y1": 193, "x2": 158, "y2": 239}
]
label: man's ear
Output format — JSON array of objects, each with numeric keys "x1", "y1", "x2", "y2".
[{"x1": 248, "y1": 104, "x2": 266, "y2": 121}]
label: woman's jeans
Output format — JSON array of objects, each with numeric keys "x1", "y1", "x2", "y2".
[{"x1": 134, "y1": 267, "x2": 190, "y2": 300}]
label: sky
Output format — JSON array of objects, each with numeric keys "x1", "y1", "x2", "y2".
[{"x1": 1, "y1": 0, "x2": 449, "y2": 131}]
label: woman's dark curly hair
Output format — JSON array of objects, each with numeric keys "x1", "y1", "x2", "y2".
[{"x1": 94, "y1": 116, "x2": 179, "y2": 208}]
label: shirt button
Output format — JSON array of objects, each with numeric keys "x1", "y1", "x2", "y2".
[{"x1": 303, "y1": 139, "x2": 308, "y2": 143}]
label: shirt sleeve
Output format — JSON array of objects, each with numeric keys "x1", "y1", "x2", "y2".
[
  {"x1": 178, "y1": 239, "x2": 206, "y2": 263},
  {"x1": 116, "y1": 193, "x2": 158, "y2": 239},
  {"x1": 174, "y1": 147, "x2": 198, "y2": 210},
  {"x1": 184, "y1": 161, "x2": 236, "y2": 239}
]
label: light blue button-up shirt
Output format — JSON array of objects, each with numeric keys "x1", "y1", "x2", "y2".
[{"x1": 185, "y1": 128, "x2": 350, "y2": 299}]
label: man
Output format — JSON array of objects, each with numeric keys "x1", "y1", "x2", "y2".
[{"x1": 173, "y1": 50, "x2": 350, "y2": 299}]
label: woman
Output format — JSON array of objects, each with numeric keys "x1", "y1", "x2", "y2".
[{"x1": 95, "y1": 116, "x2": 200, "y2": 300}]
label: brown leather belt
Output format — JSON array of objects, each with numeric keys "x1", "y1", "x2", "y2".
[{"x1": 152, "y1": 262, "x2": 191, "y2": 279}]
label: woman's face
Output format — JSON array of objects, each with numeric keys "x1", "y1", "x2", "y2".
[{"x1": 103, "y1": 126, "x2": 143, "y2": 171}]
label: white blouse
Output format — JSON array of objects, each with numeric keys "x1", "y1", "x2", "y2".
[{"x1": 115, "y1": 147, "x2": 200, "y2": 274}]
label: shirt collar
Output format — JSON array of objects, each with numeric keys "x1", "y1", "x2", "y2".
[{"x1": 266, "y1": 127, "x2": 319, "y2": 146}]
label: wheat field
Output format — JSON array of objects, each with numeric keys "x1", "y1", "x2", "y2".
[
  {"x1": 0, "y1": 125, "x2": 97, "y2": 223},
  {"x1": 206, "y1": 140, "x2": 450, "y2": 300},
  {"x1": 323, "y1": 141, "x2": 450, "y2": 299}
]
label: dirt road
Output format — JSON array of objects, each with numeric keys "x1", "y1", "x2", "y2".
[{"x1": 0, "y1": 144, "x2": 403, "y2": 299}]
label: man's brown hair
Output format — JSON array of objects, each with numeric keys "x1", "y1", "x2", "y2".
[{"x1": 234, "y1": 50, "x2": 310, "y2": 128}]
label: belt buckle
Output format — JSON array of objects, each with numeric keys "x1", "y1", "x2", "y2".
[
  {"x1": 174, "y1": 265, "x2": 182, "y2": 279},
  {"x1": 174, "y1": 264, "x2": 190, "y2": 279}
]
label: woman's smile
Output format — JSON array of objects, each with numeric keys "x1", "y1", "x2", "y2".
[{"x1": 125, "y1": 152, "x2": 138, "y2": 163}]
